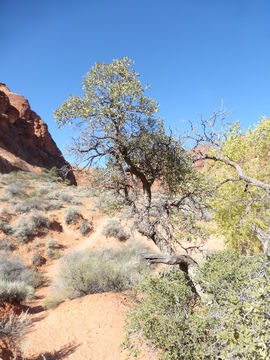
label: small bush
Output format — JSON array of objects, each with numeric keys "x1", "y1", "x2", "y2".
[
  {"x1": 0, "y1": 280, "x2": 34, "y2": 303},
  {"x1": 95, "y1": 191, "x2": 125, "y2": 214},
  {"x1": 0, "y1": 208, "x2": 12, "y2": 222},
  {"x1": 0, "y1": 220, "x2": 13, "y2": 235},
  {"x1": 59, "y1": 193, "x2": 73, "y2": 203},
  {"x1": 80, "y1": 220, "x2": 93, "y2": 236},
  {"x1": 31, "y1": 213, "x2": 50, "y2": 229},
  {"x1": 13, "y1": 198, "x2": 45, "y2": 213},
  {"x1": 12, "y1": 213, "x2": 50, "y2": 243},
  {"x1": 46, "y1": 238, "x2": 61, "y2": 259},
  {"x1": 0, "y1": 253, "x2": 41, "y2": 288},
  {"x1": 0, "y1": 312, "x2": 31, "y2": 345},
  {"x1": 103, "y1": 219, "x2": 129, "y2": 241},
  {"x1": 43, "y1": 295, "x2": 64, "y2": 309},
  {"x1": 46, "y1": 237, "x2": 60, "y2": 249},
  {"x1": 46, "y1": 199, "x2": 64, "y2": 210},
  {"x1": 2, "y1": 182, "x2": 26, "y2": 200},
  {"x1": 32, "y1": 253, "x2": 46, "y2": 267},
  {"x1": 0, "y1": 238, "x2": 14, "y2": 252},
  {"x1": 64, "y1": 208, "x2": 81, "y2": 225},
  {"x1": 58, "y1": 242, "x2": 149, "y2": 298}
]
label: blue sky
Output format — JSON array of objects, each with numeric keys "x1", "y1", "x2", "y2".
[{"x1": 1, "y1": 0, "x2": 270, "y2": 163}]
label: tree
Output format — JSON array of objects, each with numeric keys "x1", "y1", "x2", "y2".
[
  {"x1": 55, "y1": 58, "x2": 207, "y2": 291},
  {"x1": 189, "y1": 108, "x2": 270, "y2": 255}
]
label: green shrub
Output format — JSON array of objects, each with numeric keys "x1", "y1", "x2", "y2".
[
  {"x1": 102, "y1": 219, "x2": 129, "y2": 241},
  {"x1": 64, "y1": 208, "x2": 81, "y2": 225},
  {"x1": 125, "y1": 252, "x2": 270, "y2": 360},
  {"x1": 58, "y1": 242, "x2": 150, "y2": 298},
  {"x1": 124, "y1": 268, "x2": 205, "y2": 360}
]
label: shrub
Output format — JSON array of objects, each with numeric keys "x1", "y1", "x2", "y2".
[
  {"x1": 45, "y1": 238, "x2": 61, "y2": 259},
  {"x1": 46, "y1": 199, "x2": 64, "y2": 210},
  {"x1": 0, "y1": 238, "x2": 14, "y2": 252},
  {"x1": 79, "y1": 220, "x2": 93, "y2": 236},
  {"x1": 46, "y1": 237, "x2": 60, "y2": 249},
  {"x1": 12, "y1": 213, "x2": 50, "y2": 243},
  {"x1": 125, "y1": 252, "x2": 270, "y2": 360},
  {"x1": 103, "y1": 219, "x2": 129, "y2": 241},
  {"x1": 0, "y1": 253, "x2": 41, "y2": 288},
  {"x1": 13, "y1": 197, "x2": 62, "y2": 213},
  {"x1": 31, "y1": 213, "x2": 50, "y2": 229},
  {"x1": 0, "y1": 280, "x2": 34, "y2": 303},
  {"x1": 32, "y1": 253, "x2": 46, "y2": 266},
  {"x1": 0, "y1": 220, "x2": 13, "y2": 235},
  {"x1": 0, "y1": 312, "x2": 31, "y2": 344},
  {"x1": 64, "y1": 208, "x2": 81, "y2": 225},
  {"x1": 13, "y1": 198, "x2": 45, "y2": 213},
  {"x1": 95, "y1": 191, "x2": 125, "y2": 214},
  {"x1": 59, "y1": 193, "x2": 73, "y2": 203},
  {"x1": 0, "y1": 208, "x2": 12, "y2": 222},
  {"x1": 43, "y1": 295, "x2": 64, "y2": 309},
  {"x1": 58, "y1": 242, "x2": 149, "y2": 298},
  {"x1": 2, "y1": 182, "x2": 26, "y2": 200}
]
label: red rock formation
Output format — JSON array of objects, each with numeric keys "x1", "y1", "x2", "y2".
[{"x1": 0, "y1": 83, "x2": 76, "y2": 184}]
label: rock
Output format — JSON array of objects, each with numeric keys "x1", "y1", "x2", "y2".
[{"x1": 0, "y1": 83, "x2": 76, "y2": 184}]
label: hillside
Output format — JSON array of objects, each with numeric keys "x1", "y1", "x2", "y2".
[
  {"x1": 0, "y1": 170, "x2": 223, "y2": 359},
  {"x1": 0, "y1": 84, "x2": 76, "y2": 184}
]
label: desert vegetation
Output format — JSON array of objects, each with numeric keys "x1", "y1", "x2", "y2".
[
  {"x1": 54, "y1": 57, "x2": 270, "y2": 359},
  {"x1": 0, "y1": 57, "x2": 270, "y2": 359},
  {"x1": 57, "y1": 242, "x2": 150, "y2": 299},
  {"x1": 0, "y1": 252, "x2": 41, "y2": 303}
]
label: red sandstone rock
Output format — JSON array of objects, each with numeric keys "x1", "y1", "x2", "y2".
[{"x1": 0, "y1": 83, "x2": 76, "y2": 184}]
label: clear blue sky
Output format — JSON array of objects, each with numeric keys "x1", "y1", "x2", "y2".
[{"x1": 1, "y1": 0, "x2": 270, "y2": 163}]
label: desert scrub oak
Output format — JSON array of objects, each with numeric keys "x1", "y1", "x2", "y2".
[
  {"x1": 102, "y1": 219, "x2": 130, "y2": 241},
  {"x1": 64, "y1": 208, "x2": 82, "y2": 225},
  {"x1": 58, "y1": 242, "x2": 150, "y2": 298},
  {"x1": 124, "y1": 251, "x2": 270, "y2": 360}
]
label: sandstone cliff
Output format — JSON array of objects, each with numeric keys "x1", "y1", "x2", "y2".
[{"x1": 0, "y1": 83, "x2": 76, "y2": 184}]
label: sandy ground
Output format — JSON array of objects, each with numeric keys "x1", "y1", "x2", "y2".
[
  {"x1": 21, "y1": 205, "x2": 158, "y2": 360},
  {"x1": 23, "y1": 292, "x2": 133, "y2": 360},
  {"x1": 0, "y1": 182, "x2": 224, "y2": 360}
]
